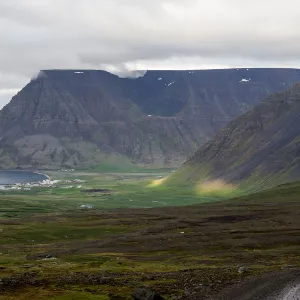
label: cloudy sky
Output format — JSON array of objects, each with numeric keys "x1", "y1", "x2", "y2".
[{"x1": 0, "y1": 0, "x2": 300, "y2": 108}]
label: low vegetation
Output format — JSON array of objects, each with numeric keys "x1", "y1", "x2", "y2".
[{"x1": 1, "y1": 171, "x2": 300, "y2": 299}]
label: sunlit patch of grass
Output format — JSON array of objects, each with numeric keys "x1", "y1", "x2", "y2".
[
  {"x1": 148, "y1": 177, "x2": 169, "y2": 187},
  {"x1": 195, "y1": 179, "x2": 238, "y2": 197}
]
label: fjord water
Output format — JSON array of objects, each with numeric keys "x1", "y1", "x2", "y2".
[{"x1": 0, "y1": 171, "x2": 47, "y2": 185}]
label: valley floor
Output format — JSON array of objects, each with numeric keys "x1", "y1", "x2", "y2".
[{"x1": 0, "y1": 171, "x2": 300, "y2": 299}]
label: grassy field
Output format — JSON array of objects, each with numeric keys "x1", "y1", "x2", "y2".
[
  {"x1": 0, "y1": 171, "x2": 230, "y2": 219},
  {"x1": 1, "y1": 171, "x2": 300, "y2": 299}
]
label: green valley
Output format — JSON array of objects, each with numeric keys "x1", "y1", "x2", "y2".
[{"x1": 0, "y1": 170, "x2": 300, "y2": 299}]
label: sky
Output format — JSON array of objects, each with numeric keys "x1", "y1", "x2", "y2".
[{"x1": 1, "y1": 0, "x2": 300, "y2": 108}]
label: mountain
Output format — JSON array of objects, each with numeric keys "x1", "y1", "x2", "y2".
[
  {"x1": 1, "y1": 68, "x2": 300, "y2": 169},
  {"x1": 169, "y1": 82, "x2": 300, "y2": 191}
]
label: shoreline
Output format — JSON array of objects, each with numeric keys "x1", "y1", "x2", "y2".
[
  {"x1": 0, "y1": 170, "x2": 51, "y2": 186},
  {"x1": 34, "y1": 171, "x2": 51, "y2": 181}
]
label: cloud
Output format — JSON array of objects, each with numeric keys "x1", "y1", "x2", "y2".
[
  {"x1": 0, "y1": 73, "x2": 28, "y2": 108},
  {"x1": 0, "y1": 0, "x2": 300, "y2": 107},
  {"x1": 0, "y1": 89, "x2": 20, "y2": 109}
]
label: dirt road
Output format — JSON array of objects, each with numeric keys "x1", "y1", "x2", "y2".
[
  {"x1": 278, "y1": 284, "x2": 300, "y2": 300},
  {"x1": 216, "y1": 270, "x2": 300, "y2": 300}
]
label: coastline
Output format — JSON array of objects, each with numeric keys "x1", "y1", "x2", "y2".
[
  {"x1": 34, "y1": 171, "x2": 51, "y2": 180},
  {"x1": 0, "y1": 170, "x2": 51, "y2": 186}
]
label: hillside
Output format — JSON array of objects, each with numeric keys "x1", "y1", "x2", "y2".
[
  {"x1": 1, "y1": 68, "x2": 300, "y2": 169},
  {"x1": 170, "y1": 82, "x2": 300, "y2": 190}
]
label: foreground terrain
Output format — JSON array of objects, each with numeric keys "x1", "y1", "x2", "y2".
[{"x1": 0, "y1": 171, "x2": 300, "y2": 299}]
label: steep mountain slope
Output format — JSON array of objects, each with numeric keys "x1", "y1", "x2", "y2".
[
  {"x1": 170, "y1": 82, "x2": 300, "y2": 190},
  {"x1": 1, "y1": 68, "x2": 300, "y2": 169}
]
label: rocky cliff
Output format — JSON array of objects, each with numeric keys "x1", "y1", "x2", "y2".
[{"x1": 1, "y1": 68, "x2": 300, "y2": 169}]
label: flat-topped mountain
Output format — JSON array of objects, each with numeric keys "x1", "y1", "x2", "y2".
[
  {"x1": 170, "y1": 82, "x2": 300, "y2": 190},
  {"x1": 1, "y1": 68, "x2": 300, "y2": 169}
]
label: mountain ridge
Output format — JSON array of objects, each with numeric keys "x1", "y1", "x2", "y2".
[
  {"x1": 169, "y1": 82, "x2": 300, "y2": 190},
  {"x1": 1, "y1": 68, "x2": 300, "y2": 169}
]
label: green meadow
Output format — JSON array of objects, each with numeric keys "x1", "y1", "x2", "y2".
[
  {"x1": 1, "y1": 170, "x2": 300, "y2": 299},
  {"x1": 0, "y1": 170, "x2": 233, "y2": 219}
]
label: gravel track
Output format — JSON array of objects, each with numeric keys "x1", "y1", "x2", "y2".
[
  {"x1": 216, "y1": 270, "x2": 300, "y2": 300},
  {"x1": 279, "y1": 283, "x2": 300, "y2": 300}
]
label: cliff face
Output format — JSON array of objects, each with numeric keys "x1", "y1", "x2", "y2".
[
  {"x1": 1, "y1": 68, "x2": 300, "y2": 169},
  {"x1": 170, "y1": 83, "x2": 300, "y2": 189}
]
